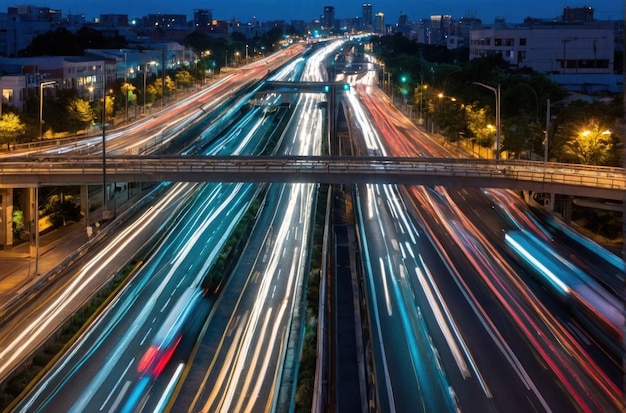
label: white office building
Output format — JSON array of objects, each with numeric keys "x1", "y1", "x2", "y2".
[{"x1": 469, "y1": 22, "x2": 619, "y2": 92}]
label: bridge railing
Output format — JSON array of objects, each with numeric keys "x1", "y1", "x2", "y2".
[{"x1": 0, "y1": 156, "x2": 624, "y2": 192}]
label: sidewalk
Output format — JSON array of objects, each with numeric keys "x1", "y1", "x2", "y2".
[
  {"x1": 0, "y1": 187, "x2": 143, "y2": 306},
  {"x1": 0, "y1": 220, "x2": 89, "y2": 299}
]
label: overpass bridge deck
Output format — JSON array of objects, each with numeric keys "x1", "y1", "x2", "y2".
[{"x1": 0, "y1": 156, "x2": 624, "y2": 200}]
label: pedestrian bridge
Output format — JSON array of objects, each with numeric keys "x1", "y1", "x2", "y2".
[{"x1": 0, "y1": 155, "x2": 624, "y2": 200}]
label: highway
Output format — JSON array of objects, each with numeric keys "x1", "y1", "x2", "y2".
[
  {"x1": 8, "y1": 45, "x2": 308, "y2": 411},
  {"x1": 0, "y1": 44, "x2": 306, "y2": 388},
  {"x1": 349, "y1": 65, "x2": 623, "y2": 411},
  {"x1": 172, "y1": 39, "x2": 344, "y2": 413},
  {"x1": 2, "y1": 39, "x2": 623, "y2": 413},
  {"x1": 345, "y1": 71, "x2": 549, "y2": 412},
  {"x1": 12, "y1": 114, "x2": 265, "y2": 413}
]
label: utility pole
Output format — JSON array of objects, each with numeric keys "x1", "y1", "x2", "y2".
[
  {"x1": 102, "y1": 63, "x2": 109, "y2": 219},
  {"x1": 39, "y1": 80, "x2": 56, "y2": 139},
  {"x1": 161, "y1": 48, "x2": 166, "y2": 107},
  {"x1": 473, "y1": 82, "x2": 501, "y2": 159}
]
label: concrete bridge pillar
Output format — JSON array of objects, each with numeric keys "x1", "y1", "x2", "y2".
[
  {"x1": 563, "y1": 196, "x2": 573, "y2": 224},
  {"x1": 24, "y1": 187, "x2": 39, "y2": 260},
  {"x1": 0, "y1": 188, "x2": 13, "y2": 249},
  {"x1": 81, "y1": 185, "x2": 90, "y2": 225}
]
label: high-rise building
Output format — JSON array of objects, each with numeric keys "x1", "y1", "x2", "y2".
[
  {"x1": 363, "y1": 4, "x2": 373, "y2": 28},
  {"x1": 429, "y1": 15, "x2": 452, "y2": 45},
  {"x1": 323, "y1": 6, "x2": 335, "y2": 30},
  {"x1": 374, "y1": 12, "x2": 385, "y2": 33},
  {"x1": 194, "y1": 9, "x2": 213, "y2": 31},
  {"x1": 398, "y1": 13, "x2": 408, "y2": 26}
]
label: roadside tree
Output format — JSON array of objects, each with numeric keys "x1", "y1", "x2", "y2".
[
  {"x1": 0, "y1": 113, "x2": 26, "y2": 149},
  {"x1": 66, "y1": 97, "x2": 94, "y2": 135}
]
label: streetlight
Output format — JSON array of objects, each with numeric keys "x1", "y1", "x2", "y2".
[
  {"x1": 101, "y1": 63, "x2": 113, "y2": 220},
  {"x1": 473, "y1": 81, "x2": 501, "y2": 159},
  {"x1": 141, "y1": 58, "x2": 157, "y2": 115},
  {"x1": 39, "y1": 80, "x2": 56, "y2": 139},
  {"x1": 245, "y1": 44, "x2": 248, "y2": 64},
  {"x1": 418, "y1": 83, "x2": 427, "y2": 125},
  {"x1": 201, "y1": 50, "x2": 211, "y2": 83},
  {"x1": 123, "y1": 52, "x2": 128, "y2": 122}
]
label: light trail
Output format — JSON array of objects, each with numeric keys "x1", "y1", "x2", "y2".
[{"x1": 2, "y1": 182, "x2": 195, "y2": 381}]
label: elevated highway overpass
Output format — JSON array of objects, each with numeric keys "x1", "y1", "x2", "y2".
[{"x1": 1, "y1": 155, "x2": 624, "y2": 200}]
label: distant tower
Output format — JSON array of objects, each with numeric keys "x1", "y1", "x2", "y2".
[
  {"x1": 374, "y1": 11, "x2": 385, "y2": 33},
  {"x1": 194, "y1": 9, "x2": 213, "y2": 31},
  {"x1": 398, "y1": 12, "x2": 408, "y2": 26},
  {"x1": 363, "y1": 3, "x2": 373, "y2": 29},
  {"x1": 323, "y1": 6, "x2": 335, "y2": 30}
]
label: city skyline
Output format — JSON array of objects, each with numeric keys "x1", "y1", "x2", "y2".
[{"x1": 28, "y1": 0, "x2": 623, "y2": 23}]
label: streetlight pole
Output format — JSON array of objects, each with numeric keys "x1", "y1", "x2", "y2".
[
  {"x1": 124, "y1": 52, "x2": 129, "y2": 123},
  {"x1": 39, "y1": 81, "x2": 56, "y2": 139},
  {"x1": 473, "y1": 81, "x2": 501, "y2": 159},
  {"x1": 101, "y1": 63, "x2": 111, "y2": 220}
]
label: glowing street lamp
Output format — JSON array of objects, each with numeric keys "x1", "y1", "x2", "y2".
[
  {"x1": 473, "y1": 82, "x2": 501, "y2": 159},
  {"x1": 39, "y1": 80, "x2": 56, "y2": 139}
]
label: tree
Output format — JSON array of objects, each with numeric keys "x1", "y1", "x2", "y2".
[
  {"x1": 120, "y1": 82, "x2": 137, "y2": 114},
  {"x1": 174, "y1": 70, "x2": 194, "y2": 89},
  {"x1": 549, "y1": 99, "x2": 621, "y2": 163},
  {"x1": 48, "y1": 199, "x2": 82, "y2": 228},
  {"x1": 562, "y1": 123, "x2": 613, "y2": 165},
  {"x1": 20, "y1": 26, "x2": 127, "y2": 56},
  {"x1": 257, "y1": 27, "x2": 285, "y2": 53},
  {"x1": 465, "y1": 104, "x2": 496, "y2": 149},
  {"x1": 0, "y1": 113, "x2": 26, "y2": 149},
  {"x1": 66, "y1": 97, "x2": 93, "y2": 135},
  {"x1": 503, "y1": 116, "x2": 543, "y2": 159},
  {"x1": 150, "y1": 76, "x2": 176, "y2": 98},
  {"x1": 145, "y1": 84, "x2": 157, "y2": 104},
  {"x1": 104, "y1": 95, "x2": 115, "y2": 122},
  {"x1": 93, "y1": 95, "x2": 115, "y2": 126},
  {"x1": 432, "y1": 97, "x2": 467, "y2": 141}
]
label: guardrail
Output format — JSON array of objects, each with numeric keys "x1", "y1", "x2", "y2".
[{"x1": 0, "y1": 156, "x2": 624, "y2": 199}]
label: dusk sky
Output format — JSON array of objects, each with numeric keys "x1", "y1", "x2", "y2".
[{"x1": 34, "y1": 1, "x2": 622, "y2": 24}]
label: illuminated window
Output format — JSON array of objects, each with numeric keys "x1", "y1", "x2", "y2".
[{"x1": 2, "y1": 89, "x2": 13, "y2": 103}]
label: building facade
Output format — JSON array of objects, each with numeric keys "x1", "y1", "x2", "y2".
[
  {"x1": 322, "y1": 6, "x2": 335, "y2": 30},
  {"x1": 194, "y1": 9, "x2": 213, "y2": 32},
  {"x1": 469, "y1": 23, "x2": 617, "y2": 91},
  {"x1": 374, "y1": 12, "x2": 385, "y2": 34},
  {"x1": 363, "y1": 4, "x2": 372, "y2": 31},
  {"x1": 2, "y1": 5, "x2": 62, "y2": 56}
]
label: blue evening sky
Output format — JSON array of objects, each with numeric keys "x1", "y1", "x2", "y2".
[{"x1": 34, "y1": 1, "x2": 622, "y2": 24}]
